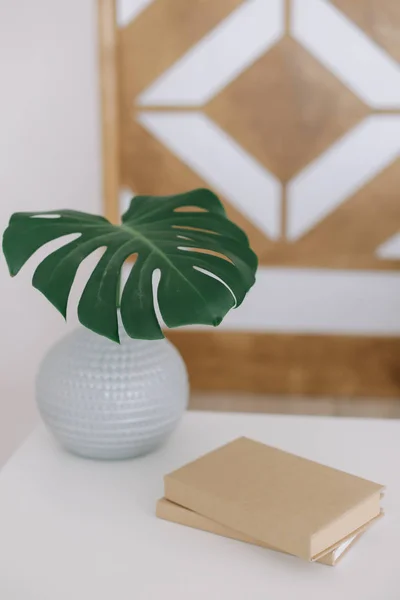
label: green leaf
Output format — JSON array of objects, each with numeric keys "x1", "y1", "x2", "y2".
[{"x1": 2, "y1": 189, "x2": 258, "y2": 342}]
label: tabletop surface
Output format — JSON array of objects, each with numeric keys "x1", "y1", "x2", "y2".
[{"x1": 0, "y1": 411, "x2": 398, "y2": 600}]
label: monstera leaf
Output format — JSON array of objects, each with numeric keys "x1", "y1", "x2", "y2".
[{"x1": 2, "y1": 189, "x2": 257, "y2": 342}]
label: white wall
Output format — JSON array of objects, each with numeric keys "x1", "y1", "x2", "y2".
[{"x1": 0, "y1": 0, "x2": 102, "y2": 466}]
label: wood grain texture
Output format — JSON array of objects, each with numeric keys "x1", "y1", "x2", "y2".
[
  {"x1": 332, "y1": 0, "x2": 400, "y2": 63},
  {"x1": 98, "y1": 0, "x2": 120, "y2": 224},
  {"x1": 205, "y1": 37, "x2": 369, "y2": 182},
  {"x1": 168, "y1": 331, "x2": 400, "y2": 397}
]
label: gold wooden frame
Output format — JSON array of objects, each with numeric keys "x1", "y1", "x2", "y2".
[{"x1": 98, "y1": 0, "x2": 120, "y2": 224}]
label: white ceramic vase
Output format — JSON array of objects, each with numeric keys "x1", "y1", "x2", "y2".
[{"x1": 36, "y1": 324, "x2": 189, "y2": 460}]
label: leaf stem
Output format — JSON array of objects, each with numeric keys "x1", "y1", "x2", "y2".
[{"x1": 116, "y1": 272, "x2": 121, "y2": 308}]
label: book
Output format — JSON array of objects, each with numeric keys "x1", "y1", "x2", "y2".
[
  {"x1": 156, "y1": 498, "x2": 380, "y2": 566},
  {"x1": 164, "y1": 437, "x2": 384, "y2": 561}
]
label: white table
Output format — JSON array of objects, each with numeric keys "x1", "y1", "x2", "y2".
[{"x1": 0, "y1": 412, "x2": 398, "y2": 599}]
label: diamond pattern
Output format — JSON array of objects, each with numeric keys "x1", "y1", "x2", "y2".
[
  {"x1": 117, "y1": 0, "x2": 400, "y2": 271},
  {"x1": 205, "y1": 37, "x2": 369, "y2": 182}
]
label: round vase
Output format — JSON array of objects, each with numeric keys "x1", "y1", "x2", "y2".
[{"x1": 36, "y1": 325, "x2": 189, "y2": 460}]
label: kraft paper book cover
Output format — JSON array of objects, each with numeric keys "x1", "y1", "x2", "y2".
[
  {"x1": 156, "y1": 498, "x2": 381, "y2": 566},
  {"x1": 164, "y1": 437, "x2": 384, "y2": 561}
]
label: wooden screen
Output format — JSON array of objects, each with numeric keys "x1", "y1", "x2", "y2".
[{"x1": 99, "y1": 0, "x2": 400, "y2": 396}]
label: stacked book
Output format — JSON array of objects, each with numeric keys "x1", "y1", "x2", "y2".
[{"x1": 157, "y1": 437, "x2": 384, "y2": 566}]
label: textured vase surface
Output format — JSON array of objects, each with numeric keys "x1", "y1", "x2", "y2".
[{"x1": 36, "y1": 325, "x2": 189, "y2": 460}]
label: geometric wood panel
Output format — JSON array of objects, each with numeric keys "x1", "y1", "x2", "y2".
[
  {"x1": 118, "y1": 0, "x2": 400, "y2": 271},
  {"x1": 99, "y1": 0, "x2": 400, "y2": 397}
]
